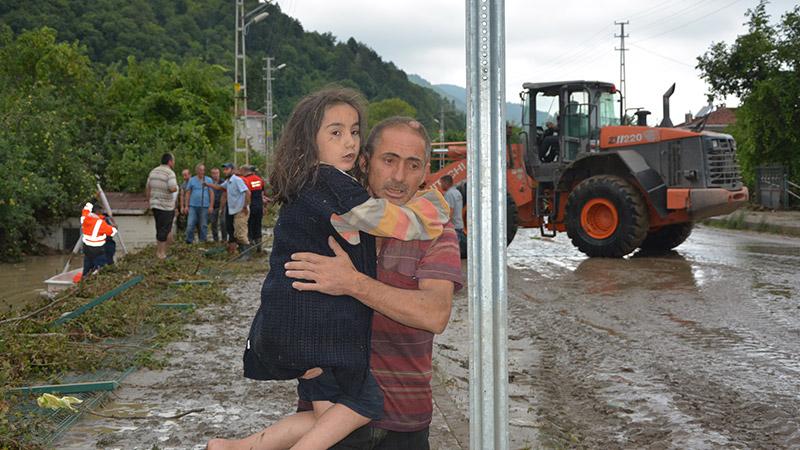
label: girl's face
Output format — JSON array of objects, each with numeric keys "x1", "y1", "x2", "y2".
[{"x1": 316, "y1": 103, "x2": 361, "y2": 171}]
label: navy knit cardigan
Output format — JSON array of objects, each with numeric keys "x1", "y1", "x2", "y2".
[{"x1": 243, "y1": 165, "x2": 376, "y2": 393}]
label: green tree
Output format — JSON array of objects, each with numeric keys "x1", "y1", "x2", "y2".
[
  {"x1": 368, "y1": 98, "x2": 417, "y2": 129},
  {"x1": 98, "y1": 57, "x2": 232, "y2": 192},
  {"x1": 697, "y1": 2, "x2": 800, "y2": 185},
  {"x1": 0, "y1": 26, "x2": 98, "y2": 260}
]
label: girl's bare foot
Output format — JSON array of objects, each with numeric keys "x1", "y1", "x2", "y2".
[{"x1": 206, "y1": 438, "x2": 234, "y2": 450}]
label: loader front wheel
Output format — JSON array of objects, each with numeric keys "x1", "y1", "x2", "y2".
[{"x1": 566, "y1": 175, "x2": 649, "y2": 257}]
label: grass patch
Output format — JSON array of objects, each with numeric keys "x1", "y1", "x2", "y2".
[
  {"x1": 0, "y1": 241, "x2": 269, "y2": 449},
  {"x1": 705, "y1": 211, "x2": 747, "y2": 230},
  {"x1": 702, "y1": 211, "x2": 799, "y2": 236}
]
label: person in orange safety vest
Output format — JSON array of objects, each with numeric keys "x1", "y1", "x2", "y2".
[
  {"x1": 80, "y1": 202, "x2": 118, "y2": 276},
  {"x1": 241, "y1": 165, "x2": 268, "y2": 252}
]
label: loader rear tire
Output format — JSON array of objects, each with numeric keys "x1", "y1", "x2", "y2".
[
  {"x1": 566, "y1": 175, "x2": 649, "y2": 258},
  {"x1": 640, "y1": 222, "x2": 693, "y2": 252}
]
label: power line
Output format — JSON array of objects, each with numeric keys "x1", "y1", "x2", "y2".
[
  {"x1": 633, "y1": 0, "x2": 745, "y2": 44},
  {"x1": 635, "y1": 0, "x2": 717, "y2": 34},
  {"x1": 630, "y1": 43, "x2": 696, "y2": 68}
]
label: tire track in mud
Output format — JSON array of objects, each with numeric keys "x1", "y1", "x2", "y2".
[
  {"x1": 434, "y1": 228, "x2": 800, "y2": 448},
  {"x1": 509, "y1": 288, "x2": 676, "y2": 449},
  {"x1": 507, "y1": 266, "x2": 800, "y2": 448}
]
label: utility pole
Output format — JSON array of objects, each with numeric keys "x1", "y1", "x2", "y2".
[
  {"x1": 234, "y1": 0, "x2": 246, "y2": 165},
  {"x1": 615, "y1": 20, "x2": 629, "y2": 124},
  {"x1": 233, "y1": 1, "x2": 270, "y2": 166},
  {"x1": 263, "y1": 56, "x2": 286, "y2": 169},
  {"x1": 264, "y1": 57, "x2": 273, "y2": 163},
  {"x1": 439, "y1": 103, "x2": 445, "y2": 143}
]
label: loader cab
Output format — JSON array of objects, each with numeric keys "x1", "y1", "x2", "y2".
[{"x1": 521, "y1": 80, "x2": 620, "y2": 183}]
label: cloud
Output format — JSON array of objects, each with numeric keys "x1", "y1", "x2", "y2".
[{"x1": 284, "y1": 0, "x2": 797, "y2": 123}]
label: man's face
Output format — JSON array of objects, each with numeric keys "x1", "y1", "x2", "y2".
[
  {"x1": 223, "y1": 167, "x2": 233, "y2": 178},
  {"x1": 182, "y1": 169, "x2": 190, "y2": 181},
  {"x1": 441, "y1": 179, "x2": 452, "y2": 191},
  {"x1": 168, "y1": 158, "x2": 175, "y2": 168},
  {"x1": 196, "y1": 165, "x2": 205, "y2": 178},
  {"x1": 211, "y1": 168, "x2": 220, "y2": 180},
  {"x1": 364, "y1": 126, "x2": 429, "y2": 205}
]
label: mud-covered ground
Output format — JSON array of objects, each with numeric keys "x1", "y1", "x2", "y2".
[
  {"x1": 58, "y1": 273, "x2": 464, "y2": 450},
  {"x1": 434, "y1": 225, "x2": 800, "y2": 449},
  {"x1": 59, "y1": 225, "x2": 800, "y2": 449}
]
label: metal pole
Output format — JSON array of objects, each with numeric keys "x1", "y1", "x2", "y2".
[
  {"x1": 233, "y1": 0, "x2": 242, "y2": 166},
  {"x1": 615, "y1": 20, "x2": 629, "y2": 124},
  {"x1": 266, "y1": 56, "x2": 274, "y2": 161},
  {"x1": 466, "y1": 0, "x2": 508, "y2": 449},
  {"x1": 242, "y1": 4, "x2": 249, "y2": 166},
  {"x1": 440, "y1": 103, "x2": 446, "y2": 143}
]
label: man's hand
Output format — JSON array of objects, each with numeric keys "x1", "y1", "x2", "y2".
[
  {"x1": 208, "y1": 206, "x2": 213, "y2": 214},
  {"x1": 285, "y1": 236, "x2": 360, "y2": 296}
]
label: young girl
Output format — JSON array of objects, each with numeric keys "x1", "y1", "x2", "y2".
[{"x1": 208, "y1": 88, "x2": 449, "y2": 450}]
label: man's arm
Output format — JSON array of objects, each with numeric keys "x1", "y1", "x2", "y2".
[
  {"x1": 286, "y1": 237, "x2": 454, "y2": 334},
  {"x1": 183, "y1": 186, "x2": 191, "y2": 213},
  {"x1": 145, "y1": 179, "x2": 151, "y2": 202}
]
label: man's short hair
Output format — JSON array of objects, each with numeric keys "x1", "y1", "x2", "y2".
[
  {"x1": 441, "y1": 175, "x2": 454, "y2": 186},
  {"x1": 161, "y1": 153, "x2": 174, "y2": 165}
]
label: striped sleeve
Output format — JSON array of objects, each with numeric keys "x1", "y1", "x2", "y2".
[
  {"x1": 415, "y1": 225, "x2": 464, "y2": 292},
  {"x1": 331, "y1": 188, "x2": 450, "y2": 245}
]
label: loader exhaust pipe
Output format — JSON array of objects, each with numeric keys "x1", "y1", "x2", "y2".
[
  {"x1": 635, "y1": 110, "x2": 651, "y2": 126},
  {"x1": 659, "y1": 83, "x2": 676, "y2": 128}
]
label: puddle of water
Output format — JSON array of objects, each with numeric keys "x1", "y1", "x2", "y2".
[{"x1": 0, "y1": 254, "x2": 78, "y2": 312}]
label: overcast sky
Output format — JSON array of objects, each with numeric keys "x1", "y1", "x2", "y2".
[{"x1": 278, "y1": 0, "x2": 795, "y2": 125}]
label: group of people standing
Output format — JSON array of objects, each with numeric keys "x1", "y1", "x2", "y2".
[{"x1": 146, "y1": 156, "x2": 270, "y2": 259}]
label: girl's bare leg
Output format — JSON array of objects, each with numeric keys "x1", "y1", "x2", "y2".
[
  {"x1": 207, "y1": 411, "x2": 316, "y2": 450},
  {"x1": 289, "y1": 403, "x2": 370, "y2": 450}
]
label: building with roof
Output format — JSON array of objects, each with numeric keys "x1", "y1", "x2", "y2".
[
  {"x1": 677, "y1": 104, "x2": 737, "y2": 133},
  {"x1": 238, "y1": 109, "x2": 267, "y2": 156}
]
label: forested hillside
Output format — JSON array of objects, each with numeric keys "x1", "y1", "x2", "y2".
[
  {"x1": 0, "y1": 0, "x2": 464, "y2": 259},
  {"x1": 0, "y1": 0, "x2": 463, "y2": 130}
]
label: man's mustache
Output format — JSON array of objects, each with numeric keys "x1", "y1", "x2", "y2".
[{"x1": 382, "y1": 181, "x2": 408, "y2": 193}]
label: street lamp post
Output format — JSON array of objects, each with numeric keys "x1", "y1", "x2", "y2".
[
  {"x1": 234, "y1": 0, "x2": 270, "y2": 165},
  {"x1": 263, "y1": 56, "x2": 287, "y2": 168}
]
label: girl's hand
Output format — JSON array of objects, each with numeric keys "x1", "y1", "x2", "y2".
[{"x1": 300, "y1": 368, "x2": 323, "y2": 379}]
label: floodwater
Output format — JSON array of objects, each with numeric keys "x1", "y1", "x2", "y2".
[
  {"x1": 0, "y1": 254, "x2": 79, "y2": 312},
  {"x1": 434, "y1": 225, "x2": 800, "y2": 448}
]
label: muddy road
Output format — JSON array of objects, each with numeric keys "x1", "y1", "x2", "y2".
[{"x1": 434, "y1": 225, "x2": 800, "y2": 449}]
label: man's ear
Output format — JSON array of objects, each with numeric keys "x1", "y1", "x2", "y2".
[{"x1": 418, "y1": 161, "x2": 431, "y2": 189}]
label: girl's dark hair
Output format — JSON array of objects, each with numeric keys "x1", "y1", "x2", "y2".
[{"x1": 270, "y1": 87, "x2": 367, "y2": 204}]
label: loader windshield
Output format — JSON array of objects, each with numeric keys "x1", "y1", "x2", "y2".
[{"x1": 598, "y1": 92, "x2": 620, "y2": 127}]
